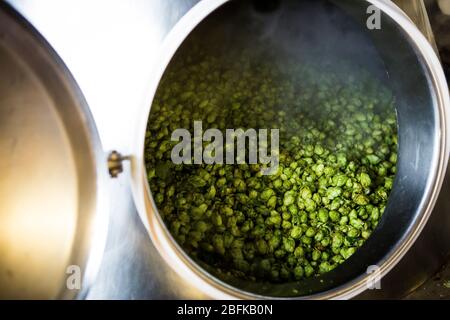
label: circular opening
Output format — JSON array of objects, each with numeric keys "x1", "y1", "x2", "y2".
[{"x1": 143, "y1": 0, "x2": 443, "y2": 298}]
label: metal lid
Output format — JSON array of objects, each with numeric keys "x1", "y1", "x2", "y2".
[{"x1": 0, "y1": 3, "x2": 108, "y2": 299}]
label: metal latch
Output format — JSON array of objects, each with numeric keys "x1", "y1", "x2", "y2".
[{"x1": 107, "y1": 150, "x2": 130, "y2": 178}]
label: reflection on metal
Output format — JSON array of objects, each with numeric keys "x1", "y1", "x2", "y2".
[
  {"x1": 393, "y1": 0, "x2": 439, "y2": 54},
  {"x1": 437, "y1": 0, "x2": 450, "y2": 15},
  {"x1": 131, "y1": 0, "x2": 450, "y2": 299},
  {"x1": 0, "y1": 3, "x2": 108, "y2": 299}
]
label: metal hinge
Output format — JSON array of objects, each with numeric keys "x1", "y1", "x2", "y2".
[{"x1": 107, "y1": 150, "x2": 130, "y2": 178}]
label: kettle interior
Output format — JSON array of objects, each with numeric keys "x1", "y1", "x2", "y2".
[
  {"x1": 142, "y1": 0, "x2": 448, "y2": 298},
  {"x1": 0, "y1": 4, "x2": 108, "y2": 299}
]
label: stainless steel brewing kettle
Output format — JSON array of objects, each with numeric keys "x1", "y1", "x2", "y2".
[{"x1": 0, "y1": 0, "x2": 449, "y2": 299}]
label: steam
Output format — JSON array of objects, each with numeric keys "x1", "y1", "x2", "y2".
[{"x1": 185, "y1": 0, "x2": 389, "y2": 84}]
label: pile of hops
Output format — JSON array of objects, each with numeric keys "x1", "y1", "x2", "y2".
[{"x1": 145, "y1": 42, "x2": 398, "y2": 283}]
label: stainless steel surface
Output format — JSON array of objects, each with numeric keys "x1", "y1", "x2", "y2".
[
  {"x1": 130, "y1": 0, "x2": 450, "y2": 299},
  {"x1": 426, "y1": 0, "x2": 450, "y2": 78},
  {"x1": 406, "y1": 258, "x2": 450, "y2": 299},
  {"x1": 0, "y1": 3, "x2": 109, "y2": 299},
  {"x1": 5, "y1": 0, "x2": 450, "y2": 299},
  {"x1": 7, "y1": 0, "x2": 207, "y2": 300},
  {"x1": 365, "y1": 3, "x2": 450, "y2": 297},
  {"x1": 437, "y1": 0, "x2": 450, "y2": 15},
  {"x1": 394, "y1": 0, "x2": 439, "y2": 53}
]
